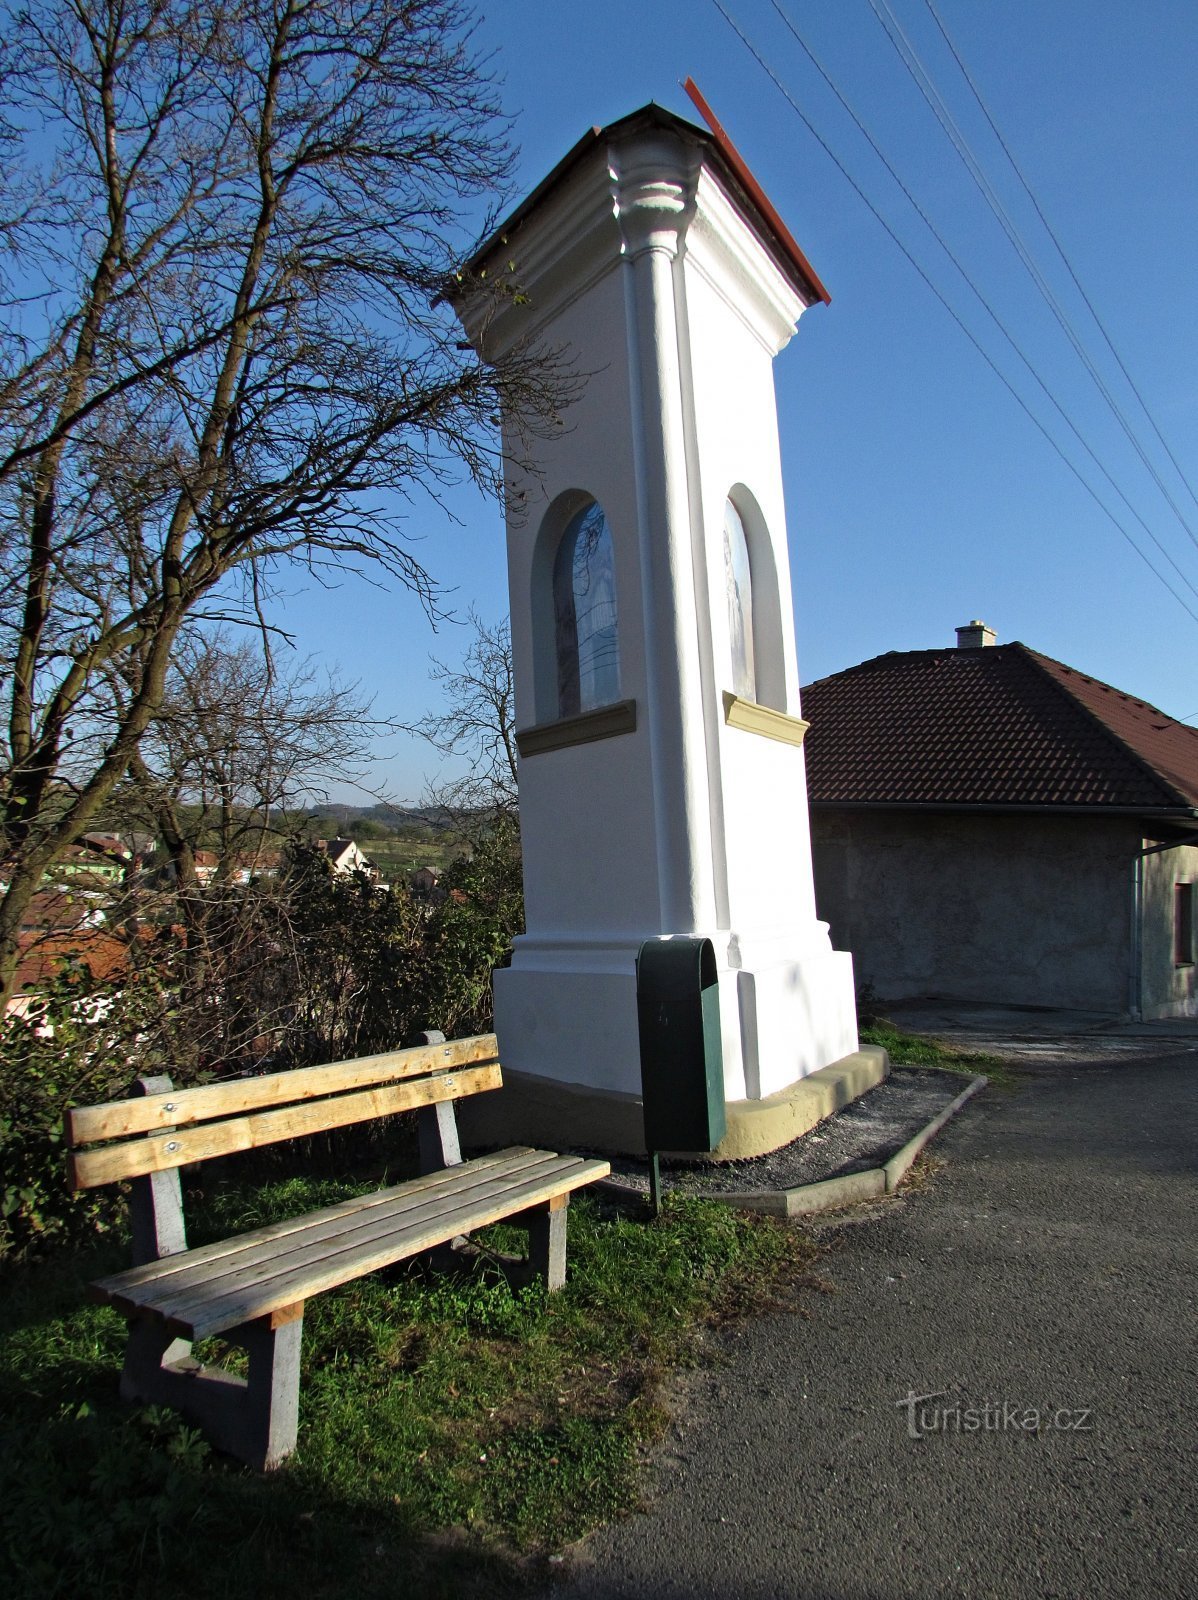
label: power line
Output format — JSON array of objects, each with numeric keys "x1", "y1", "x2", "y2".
[
  {"x1": 867, "y1": 0, "x2": 1198, "y2": 553},
  {"x1": 764, "y1": 0, "x2": 1198, "y2": 607},
  {"x1": 705, "y1": 0, "x2": 1198, "y2": 627},
  {"x1": 922, "y1": 0, "x2": 1198, "y2": 523}
]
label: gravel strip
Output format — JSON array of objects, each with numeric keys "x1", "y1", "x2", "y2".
[{"x1": 598, "y1": 1067, "x2": 974, "y2": 1198}]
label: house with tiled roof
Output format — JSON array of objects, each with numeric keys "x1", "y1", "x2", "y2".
[
  {"x1": 4, "y1": 890, "x2": 130, "y2": 1025},
  {"x1": 44, "y1": 835, "x2": 130, "y2": 891},
  {"x1": 318, "y1": 838, "x2": 378, "y2": 881},
  {"x1": 801, "y1": 622, "x2": 1198, "y2": 1020}
]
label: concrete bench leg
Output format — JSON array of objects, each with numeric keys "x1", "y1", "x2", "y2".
[
  {"x1": 121, "y1": 1315, "x2": 204, "y2": 1405},
  {"x1": 236, "y1": 1303, "x2": 305, "y2": 1470},
  {"x1": 118, "y1": 1303, "x2": 304, "y2": 1471},
  {"x1": 527, "y1": 1194, "x2": 569, "y2": 1292}
]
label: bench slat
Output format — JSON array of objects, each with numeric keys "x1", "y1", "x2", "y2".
[
  {"x1": 66, "y1": 1034, "x2": 499, "y2": 1147},
  {"x1": 94, "y1": 1147, "x2": 555, "y2": 1307},
  {"x1": 120, "y1": 1156, "x2": 609, "y2": 1340},
  {"x1": 68, "y1": 1063, "x2": 502, "y2": 1190},
  {"x1": 173, "y1": 1156, "x2": 610, "y2": 1340},
  {"x1": 139, "y1": 1153, "x2": 591, "y2": 1326},
  {"x1": 93, "y1": 1146, "x2": 542, "y2": 1298},
  {"x1": 111, "y1": 1153, "x2": 601, "y2": 1332}
]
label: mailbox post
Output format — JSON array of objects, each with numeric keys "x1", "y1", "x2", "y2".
[{"x1": 636, "y1": 937, "x2": 727, "y2": 1211}]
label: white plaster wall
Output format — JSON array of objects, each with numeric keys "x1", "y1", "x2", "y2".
[
  {"x1": 720, "y1": 729, "x2": 818, "y2": 935},
  {"x1": 684, "y1": 256, "x2": 817, "y2": 935},
  {"x1": 501, "y1": 261, "x2": 664, "y2": 940},
  {"x1": 490, "y1": 160, "x2": 700, "y2": 1096},
  {"x1": 1140, "y1": 840, "x2": 1198, "y2": 1019},
  {"x1": 677, "y1": 186, "x2": 857, "y2": 1089},
  {"x1": 464, "y1": 120, "x2": 858, "y2": 1106},
  {"x1": 503, "y1": 265, "x2": 646, "y2": 731},
  {"x1": 811, "y1": 810, "x2": 1136, "y2": 1013}
]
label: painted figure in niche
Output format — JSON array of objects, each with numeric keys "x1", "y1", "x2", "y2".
[
  {"x1": 723, "y1": 499, "x2": 756, "y2": 702},
  {"x1": 554, "y1": 501, "x2": 619, "y2": 715}
]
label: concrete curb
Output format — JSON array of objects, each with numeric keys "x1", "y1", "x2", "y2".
[
  {"x1": 592, "y1": 1072, "x2": 989, "y2": 1218},
  {"x1": 881, "y1": 1074, "x2": 988, "y2": 1194},
  {"x1": 693, "y1": 1073, "x2": 989, "y2": 1217}
]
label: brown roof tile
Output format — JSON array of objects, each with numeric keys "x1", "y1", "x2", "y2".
[
  {"x1": 800, "y1": 643, "x2": 1198, "y2": 812},
  {"x1": 15, "y1": 927, "x2": 130, "y2": 989}
]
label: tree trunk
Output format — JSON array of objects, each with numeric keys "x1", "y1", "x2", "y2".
[{"x1": 0, "y1": 861, "x2": 52, "y2": 1015}]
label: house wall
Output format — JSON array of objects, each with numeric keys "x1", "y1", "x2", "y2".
[
  {"x1": 810, "y1": 811, "x2": 1136, "y2": 1014},
  {"x1": 1140, "y1": 840, "x2": 1198, "y2": 1019}
]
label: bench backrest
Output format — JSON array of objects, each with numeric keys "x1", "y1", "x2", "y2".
[{"x1": 65, "y1": 1034, "x2": 501, "y2": 1191}]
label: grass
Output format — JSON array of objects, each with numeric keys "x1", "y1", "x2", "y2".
[
  {"x1": 367, "y1": 838, "x2": 465, "y2": 881},
  {"x1": 860, "y1": 1018, "x2": 1023, "y2": 1093},
  {"x1": 0, "y1": 1178, "x2": 822, "y2": 1599}
]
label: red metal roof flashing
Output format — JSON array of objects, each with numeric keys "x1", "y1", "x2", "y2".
[{"x1": 683, "y1": 78, "x2": 830, "y2": 305}]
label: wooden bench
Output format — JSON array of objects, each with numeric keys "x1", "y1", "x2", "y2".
[{"x1": 65, "y1": 1033, "x2": 609, "y2": 1469}]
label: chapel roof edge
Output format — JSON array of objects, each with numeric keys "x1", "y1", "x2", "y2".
[{"x1": 458, "y1": 99, "x2": 828, "y2": 309}]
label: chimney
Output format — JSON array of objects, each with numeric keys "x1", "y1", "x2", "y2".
[{"x1": 956, "y1": 619, "x2": 996, "y2": 649}]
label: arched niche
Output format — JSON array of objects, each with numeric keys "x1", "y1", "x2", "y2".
[
  {"x1": 722, "y1": 485, "x2": 786, "y2": 712},
  {"x1": 531, "y1": 489, "x2": 621, "y2": 722}
]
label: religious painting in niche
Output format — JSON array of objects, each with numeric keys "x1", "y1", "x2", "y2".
[
  {"x1": 554, "y1": 500, "x2": 619, "y2": 717},
  {"x1": 723, "y1": 499, "x2": 756, "y2": 702}
]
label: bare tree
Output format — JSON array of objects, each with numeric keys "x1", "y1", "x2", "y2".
[
  {"x1": 127, "y1": 625, "x2": 383, "y2": 882},
  {"x1": 0, "y1": 0, "x2": 566, "y2": 1009},
  {"x1": 63, "y1": 626, "x2": 387, "y2": 1062},
  {"x1": 406, "y1": 609, "x2": 518, "y2": 826}
]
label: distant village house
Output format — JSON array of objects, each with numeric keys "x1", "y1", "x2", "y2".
[{"x1": 317, "y1": 838, "x2": 379, "y2": 881}]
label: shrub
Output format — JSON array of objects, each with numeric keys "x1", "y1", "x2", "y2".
[
  {"x1": 0, "y1": 970, "x2": 172, "y2": 1263},
  {"x1": 419, "y1": 815, "x2": 524, "y2": 1038},
  {"x1": 0, "y1": 822, "x2": 527, "y2": 1263}
]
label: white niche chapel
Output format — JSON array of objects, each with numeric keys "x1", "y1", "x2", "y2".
[{"x1": 454, "y1": 102, "x2": 860, "y2": 1154}]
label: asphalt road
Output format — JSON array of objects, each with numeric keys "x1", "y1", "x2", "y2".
[{"x1": 541, "y1": 1035, "x2": 1198, "y2": 1599}]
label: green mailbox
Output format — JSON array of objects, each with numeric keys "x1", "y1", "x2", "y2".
[{"x1": 636, "y1": 937, "x2": 727, "y2": 1157}]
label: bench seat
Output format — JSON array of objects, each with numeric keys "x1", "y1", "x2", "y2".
[
  {"x1": 66, "y1": 1035, "x2": 612, "y2": 1468},
  {"x1": 92, "y1": 1146, "x2": 610, "y2": 1341}
]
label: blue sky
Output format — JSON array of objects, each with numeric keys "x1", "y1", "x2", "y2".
[{"x1": 275, "y1": 1, "x2": 1198, "y2": 801}]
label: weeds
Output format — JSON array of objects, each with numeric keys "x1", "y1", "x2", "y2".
[{"x1": 861, "y1": 1019, "x2": 1022, "y2": 1093}]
